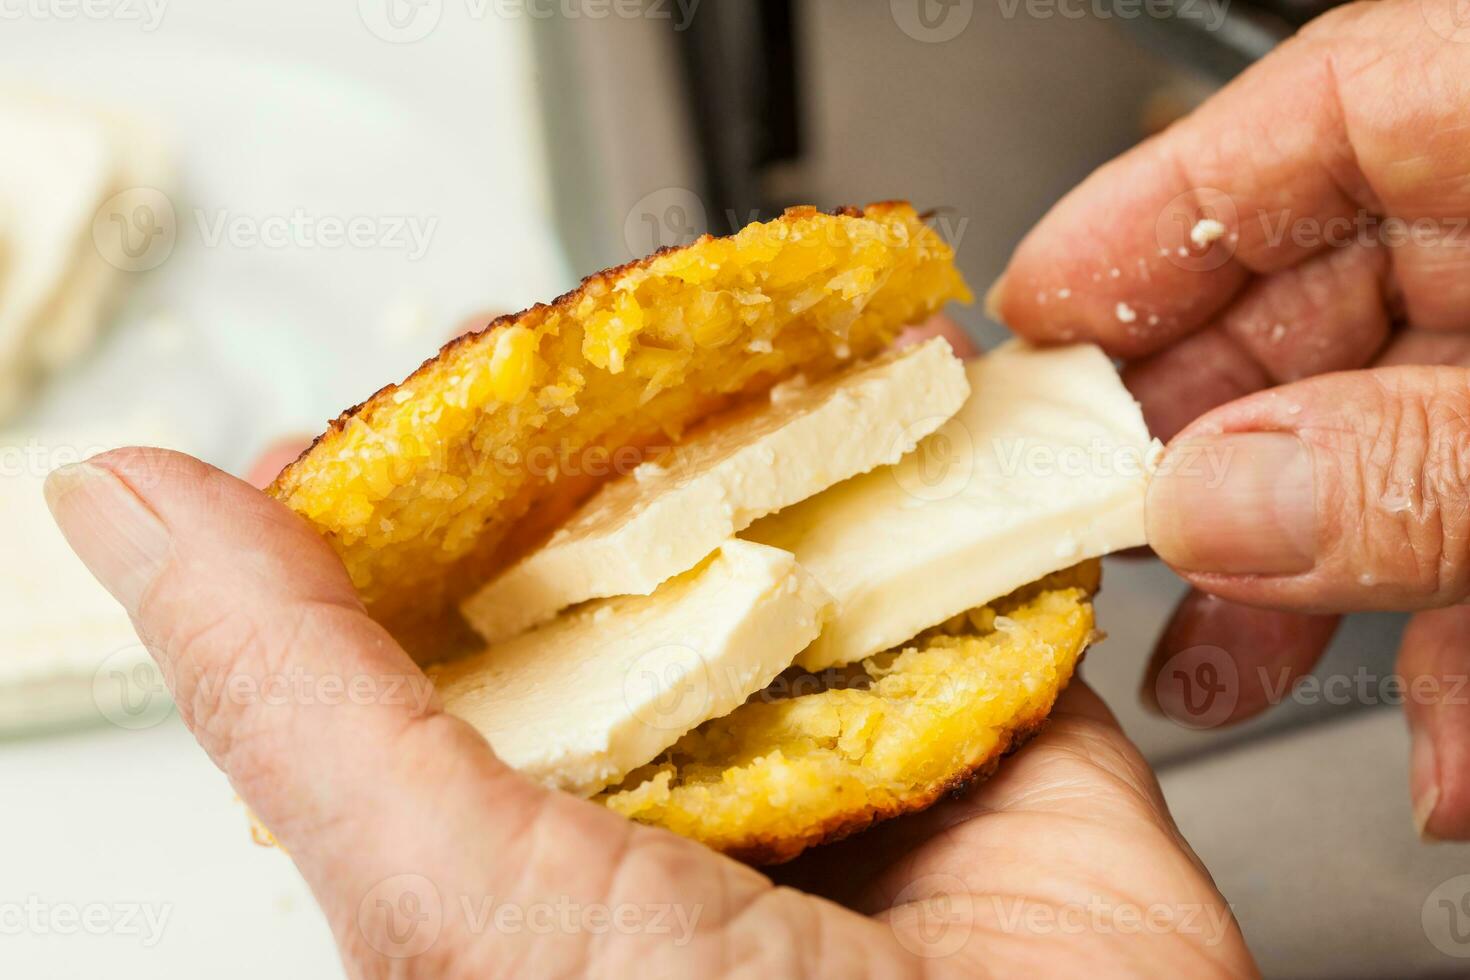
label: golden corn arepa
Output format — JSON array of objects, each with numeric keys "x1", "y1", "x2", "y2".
[
  {"x1": 270, "y1": 202, "x2": 971, "y2": 658},
  {"x1": 267, "y1": 201, "x2": 1103, "y2": 864},
  {"x1": 599, "y1": 562, "x2": 1099, "y2": 864}
]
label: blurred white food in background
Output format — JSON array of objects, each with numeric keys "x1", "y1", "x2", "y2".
[
  {"x1": 0, "y1": 421, "x2": 179, "y2": 735},
  {"x1": 0, "y1": 94, "x2": 168, "y2": 421}
]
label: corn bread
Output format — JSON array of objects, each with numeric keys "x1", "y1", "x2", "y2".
[
  {"x1": 271, "y1": 202, "x2": 1160, "y2": 866},
  {"x1": 599, "y1": 563, "x2": 1099, "y2": 864},
  {"x1": 271, "y1": 203, "x2": 970, "y2": 657}
]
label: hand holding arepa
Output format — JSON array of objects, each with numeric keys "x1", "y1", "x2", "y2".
[{"x1": 990, "y1": 0, "x2": 1470, "y2": 841}]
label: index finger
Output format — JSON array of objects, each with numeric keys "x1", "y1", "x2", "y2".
[{"x1": 991, "y1": 2, "x2": 1464, "y2": 357}]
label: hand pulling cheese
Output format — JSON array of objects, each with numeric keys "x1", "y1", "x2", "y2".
[{"x1": 745, "y1": 342, "x2": 1159, "y2": 670}]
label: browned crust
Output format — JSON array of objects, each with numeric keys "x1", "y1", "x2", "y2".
[
  {"x1": 697, "y1": 563, "x2": 1103, "y2": 866},
  {"x1": 722, "y1": 642, "x2": 1092, "y2": 866},
  {"x1": 267, "y1": 202, "x2": 905, "y2": 496}
]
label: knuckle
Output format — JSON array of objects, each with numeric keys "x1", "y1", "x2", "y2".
[
  {"x1": 165, "y1": 605, "x2": 308, "y2": 784},
  {"x1": 1339, "y1": 372, "x2": 1470, "y2": 602}
]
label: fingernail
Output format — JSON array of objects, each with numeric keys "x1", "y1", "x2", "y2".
[
  {"x1": 1147, "y1": 432, "x2": 1315, "y2": 575},
  {"x1": 984, "y1": 275, "x2": 1006, "y2": 322},
  {"x1": 44, "y1": 460, "x2": 170, "y2": 615},
  {"x1": 1410, "y1": 722, "x2": 1441, "y2": 840}
]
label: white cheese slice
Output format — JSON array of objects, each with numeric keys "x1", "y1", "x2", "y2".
[
  {"x1": 460, "y1": 337, "x2": 969, "y2": 643},
  {"x1": 0, "y1": 93, "x2": 170, "y2": 421},
  {"x1": 0, "y1": 419, "x2": 183, "y2": 735},
  {"x1": 744, "y1": 341, "x2": 1160, "y2": 671},
  {"x1": 434, "y1": 539, "x2": 833, "y2": 797}
]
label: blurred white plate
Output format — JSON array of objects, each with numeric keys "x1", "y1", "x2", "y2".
[{"x1": 0, "y1": 5, "x2": 569, "y2": 977}]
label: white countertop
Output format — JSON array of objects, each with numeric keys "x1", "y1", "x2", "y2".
[{"x1": 0, "y1": 719, "x2": 340, "y2": 978}]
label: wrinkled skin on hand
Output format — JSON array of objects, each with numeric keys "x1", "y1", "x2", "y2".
[
  {"x1": 991, "y1": 0, "x2": 1470, "y2": 841},
  {"x1": 44, "y1": 319, "x2": 1252, "y2": 976}
]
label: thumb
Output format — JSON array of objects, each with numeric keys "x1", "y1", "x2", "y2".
[
  {"x1": 1146, "y1": 365, "x2": 1470, "y2": 611},
  {"x1": 40, "y1": 448, "x2": 572, "y2": 963}
]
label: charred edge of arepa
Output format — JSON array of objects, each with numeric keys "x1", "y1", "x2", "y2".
[
  {"x1": 721, "y1": 643, "x2": 1091, "y2": 866},
  {"x1": 644, "y1": 561, "x2": 1103, "y2": 866}
]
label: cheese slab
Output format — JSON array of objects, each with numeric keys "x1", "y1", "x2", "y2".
[
  {"x1": 460, "y1": 337, "x2": 968, "y2": 643},
  {"x1": 0, "y1": 420, "x2": 182, "y2": 735},
  {"x1": 744, "y1": 341, "x2": 1159, "y2": 671},
  {"x1": 0, "y1": 94, "x2": 169, "y2": 421},
  {"x1": 434, "y1": 539, "x2": 833, "y2": 797}
]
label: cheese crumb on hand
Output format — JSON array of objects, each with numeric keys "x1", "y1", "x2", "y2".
[{"x1": 1189, "y1": 218, "x2": 1227, "y2": 248}]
